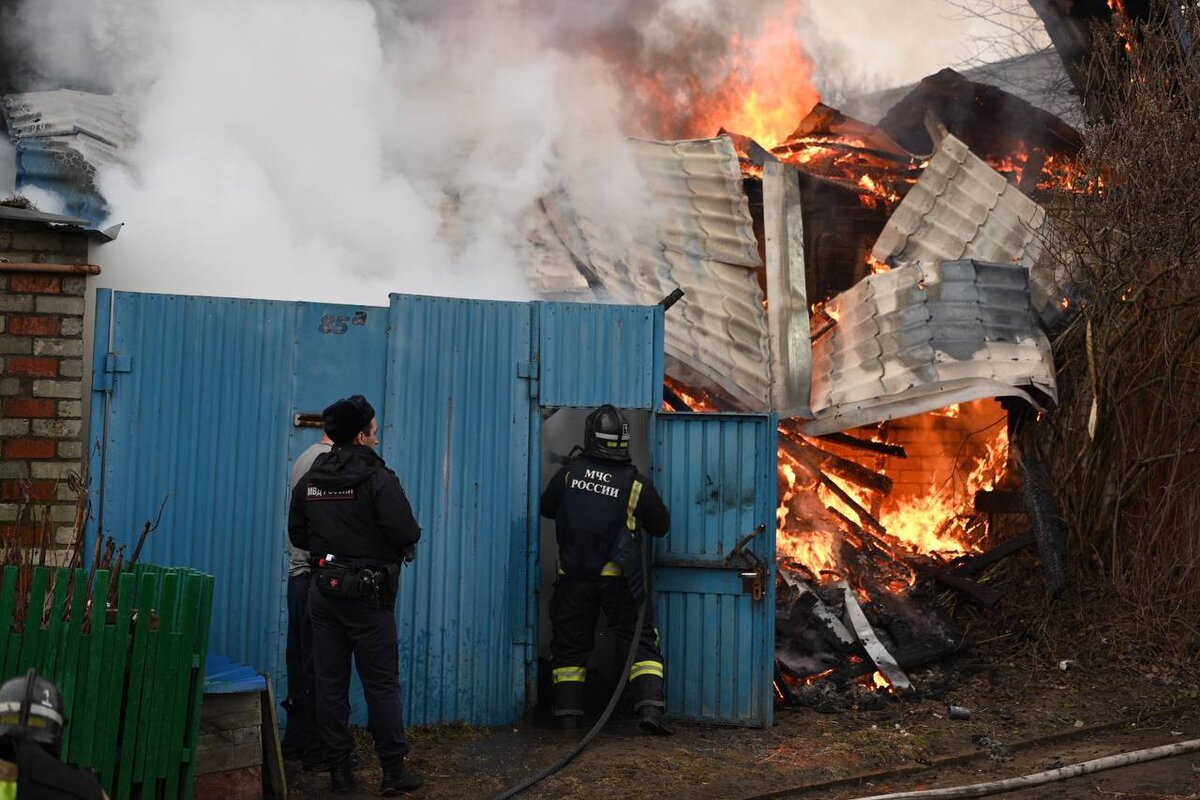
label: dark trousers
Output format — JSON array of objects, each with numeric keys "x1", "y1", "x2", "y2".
[
  {"x1": 281, "y1": 573, "x2": 321, "y2": 761},
  {"x1": 309, "y1": 585, "x2": 410, "y2": 766},
  {"x1": 549, "y1": 576, "x2": 665, "y2": 717}
]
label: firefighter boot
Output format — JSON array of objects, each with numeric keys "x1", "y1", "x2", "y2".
[
  {"x1": 381, "y1": 759, "x2": 424, "y2": 795},
  {"x1": 637, "y1": 705, "x2": 674, "y2": 736},
  {"x1": 330, "y1": 757, "x2": 356, "y2": 795}
]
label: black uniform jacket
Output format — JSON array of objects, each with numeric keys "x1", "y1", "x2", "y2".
[
  {"x1": 540, "y1": 455, "x2": 670, "y2": 579},
  {"x1": 288, "y1": 444, "x2": 421, "y2": 566}
]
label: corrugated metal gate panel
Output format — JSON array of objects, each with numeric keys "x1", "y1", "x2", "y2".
[
  {"x1": 653, "y1": 413, "x2": 776, "y2": 727},
  {"x1": 536, "y1": 302, "x2": 664, "y2": 409},
  {"x1": 89, "y1": 290, "x2": 298, "y2": 677},
  {"x1": 384, "y1": 295, "x2": 534, "y2": 726}
]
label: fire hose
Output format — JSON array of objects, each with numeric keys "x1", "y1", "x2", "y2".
[
  {"x1": 489, "y1": 531, "x2": 652, "y2": 800},
  {"x1": 842, "y1": 738, "x2": 1200, "y2": 800}
]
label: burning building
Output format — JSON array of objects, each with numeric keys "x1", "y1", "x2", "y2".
[{"x1": 0, "y1": 3, "x2": 1084, "y2": 709}]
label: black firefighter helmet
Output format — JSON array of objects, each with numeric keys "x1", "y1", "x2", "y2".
[
  {"x1": 0, "y1": 668, "x2": 65, "y2": 754},
  {"x1": 583, "y1": 405, "x2": 631, "y2": 461}
]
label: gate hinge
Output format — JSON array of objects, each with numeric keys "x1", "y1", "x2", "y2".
[
  {"x1": 517, "y1": 360, "x2": 539, "y2": 398},
  {"x1": 93, "y1": 353, "x2": 132, "y2": 392}
]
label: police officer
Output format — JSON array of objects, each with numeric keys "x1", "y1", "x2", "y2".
[
  {"x1": 0, "y1": 668, "x2": 106, "y2": 799},
  {"x1": 540, "y1": 405, "x2": 673, "y2": 736},
  {"x1": 288, "y1": 395, "x2": 423, "y2": 796}
]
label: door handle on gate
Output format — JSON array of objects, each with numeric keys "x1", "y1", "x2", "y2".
[{"x1": 726, "y1": 524, "x2": 767, "y2": 601}]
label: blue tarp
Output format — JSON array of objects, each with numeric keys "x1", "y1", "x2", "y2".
[{"x1": 203, "y1": 653, "x2": 266, "y2": 695}]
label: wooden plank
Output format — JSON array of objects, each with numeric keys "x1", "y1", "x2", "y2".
[
  {"x1": 181, "y1": 576, "x2": 216, "y2": 800},
  {"x1": 58, "y1": 569, "x2": 88, "y2": 762},
  {"x1": 135, "y1": 572, "x2": 174, "y2": 783},
  {"x1": 151, "y1": 573, "x2": 183, "y2": 784},
  {"x1": 117, "y1": 573, "x2": 156, "y2": 800},
  {"x1": 951, "y1": 531, "x2": 1036, "y2": 577},
  {"x1": 934, "y1": 572, "x2": 1002, "y2": 606},
  {"x1": 0, "y1": 566, "x2": 18, "y2": 668},
  {"x1": 260, "y1": 681, "x2": 288, "y2": 799},
  {"x1": 78, "y1": 570, "x2": 112, "y2": 771},
  {"x1": 98, "y1": 571, "x2": 135, "y2": 796},
  {"x1": 165, "y1": 575, "x2": 201, "y2": 800},
  {"x1": 16, "y1": 566, "x2": 49, "y2": 673},
  {"x1": 42, "y1": 569, "x2": 71, "y2": 676}
]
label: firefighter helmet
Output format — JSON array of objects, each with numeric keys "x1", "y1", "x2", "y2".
[
  {"x1": 584, "y1": 405, "x2": 631, "y2": 461},
  {"x1": 0, "y1": 668, "x2": 65, "y2": 753}
]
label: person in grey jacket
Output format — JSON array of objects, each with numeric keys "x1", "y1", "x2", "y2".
[{"x1": 280, "y1": 431, "x2": 332, "y2": 769}]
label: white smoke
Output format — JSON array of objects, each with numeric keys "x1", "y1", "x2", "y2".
[{"x1": 5, "y1": 0, "x2": 652, "y2": 304}]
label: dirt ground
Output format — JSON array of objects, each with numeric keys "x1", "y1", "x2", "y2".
[
  {"x1": 287, "y1": 562, "x2": 1200, "y2": 799},
  {"x1": 284, "y1": 656, "x2": 1200, "y2": 799}
]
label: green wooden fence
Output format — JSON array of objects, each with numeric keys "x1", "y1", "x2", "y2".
[{"x1": 0, "y1": 564, "x2": 214, "y2": 799}]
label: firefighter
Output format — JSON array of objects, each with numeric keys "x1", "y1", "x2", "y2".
[
  {"x1": 288, "y1": 395, "x2": 423, "y2": 796},
  {"x1": 540, "y1": 405, "x2": 673, "y2": 736},
  {"x1": 0, "y1": 669, "x2": 106, "y2": 799},
  {"x1": 281, "y1": 431, "x2": 331, "y2": 770}
]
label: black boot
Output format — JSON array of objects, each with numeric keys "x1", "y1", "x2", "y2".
[
  {"x1": 636, "y1": 706, "x2": 673, "y2": 736},
  {"x1": 330, "y1": 757, "x2": 356, "y2": 795},
  {"x1": 381, "y1": 759, "x2": 424, "y2": 795},
  {"x1": 555, "y1": 714, "x2": 581, "y2": 730}
]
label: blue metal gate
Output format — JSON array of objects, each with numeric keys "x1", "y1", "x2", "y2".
[
  {"x1": 90, "y1": 289, "x2": 776, "y2": 728},
  {"x1": 653, "y1": 412, "x2": 777, "y2": 727},
  {"x1": 88, "y1": 290, "x2": 388, "y2": 709}
]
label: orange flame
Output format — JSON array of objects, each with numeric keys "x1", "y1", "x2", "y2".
[{"x1": 689, "y1": 3, "x2": 819, "y2": 147}]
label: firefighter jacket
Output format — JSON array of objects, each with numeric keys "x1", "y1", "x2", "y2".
[
  {"x1": 288, "y1": 444, "x2": 421, "y2": 567},
  {"x1": 0, "y1": 741, "x2": 105, "y2": 799},
  {"x1": 540, "y1": 455, "x2": 670, "y2": 581}
]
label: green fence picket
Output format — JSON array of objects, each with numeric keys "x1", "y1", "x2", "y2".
[
  {"x1": 98, "y1": 571, "x2": 134, "y2": 796},
  {"x1": 14, "y1": 566, "x2": 48, "y2": 674},
  {"x1": 77, "y1": 568, "x2": 114, "y2": 772},
  {"x1": 58, "y1": 569, "x2": 88, "y2": 763},
  {"x1": 179, "y1": 575, "x2": 214, "y2": 800},
  {"x1": 149, "y1": 573, "x2": 182, "y2": 785},
  {"x1": 0, "y1": 567, "x2": 17, "y2": 676},
  {"x1": 116, "y1": 573, "x2": 156, "y2": 800},
  {"x1": 41, "y1": 571, "x2": 71, "y2": 677}
]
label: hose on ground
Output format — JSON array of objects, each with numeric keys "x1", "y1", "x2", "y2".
[
  {"x1": 490, "y1": 532, "x2": 652, "y2": 800},
  {"x1": 843, "y1": 737, "x2": 1200, "y2": 800}
]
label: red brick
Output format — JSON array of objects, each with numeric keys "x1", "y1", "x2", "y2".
[
  {"x1": 8, "y1": 316, "x2": 60, "y2": 336},
  {"x1": 8, "y1": 276, "x2": 61, "y2": 294},
  {"x1": 0, "y1": 480, "x2": 55, "y2": 502},
  {"x1": 3, "y1": 357, "x2": 57, "y2": 378},
  {"x1": 2, "y1": 439, "x2": 56, "y2": 459},
  {"x1": 0, "y1": 524, "x2": 49, "y2": 546},
  {"x1": 1, "y1": 398, "x2": 55, "y2": 418}
]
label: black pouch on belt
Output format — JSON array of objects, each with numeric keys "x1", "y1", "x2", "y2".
[{"x1": 315, "y1": 561, "x2": 353, "y2": 598}]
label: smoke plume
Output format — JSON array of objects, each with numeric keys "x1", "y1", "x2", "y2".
[{"x1": 1, "y1": 0, "x2": 653, "y2": 304}]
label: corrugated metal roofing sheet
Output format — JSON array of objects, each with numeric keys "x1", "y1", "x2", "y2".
[
  {"x1": 804, "y1": 259, "x2": 1056, "y2": 435},
  {"x1": 871, "y1": 134, "x2": 1069, "y2": 325},
  {"x1": 543, "y1": 136, "x2": 772, "y2": 410},
  {"x1": 1, "y1": 90, "x2": 134, "y2": 227}
]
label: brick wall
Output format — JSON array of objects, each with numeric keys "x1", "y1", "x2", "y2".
[
  {"x1": 0, "y1": 221, "x2": 93, "y2": 557},
  {"x1": 880, "y1": 399, "x2": 1010, "y2": 503}
]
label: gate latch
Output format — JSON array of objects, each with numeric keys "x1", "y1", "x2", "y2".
[{"x1": 725, "y1": 524, "x2": 767, "y2": 601}]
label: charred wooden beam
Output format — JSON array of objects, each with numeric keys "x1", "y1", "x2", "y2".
[
  {"x1": 818, "y1": 431, "x2": 907, "y2": 459},
  {"x1": 949, "y1": 531, "x2": 1037, "y2": 578},
  {"x1": 934, "y1": 572, "x2": 1002, "y2": 607},
  {"x1": 778, "y1": 431, "x2": 893, "y2": 495}
]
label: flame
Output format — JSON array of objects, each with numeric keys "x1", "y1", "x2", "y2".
[
  {"x1": 775, "y1": 401, "x2": 1010, "y2": 593},
  {"x1": 664, "y1": 376, "x2": 722, "y2": 412},
  {"x1": 871, "y1": 671, "x2": 890, "y2": 690},
  {"x1": 688, "y1": 3, "x2": 819, "y2": 147}
]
